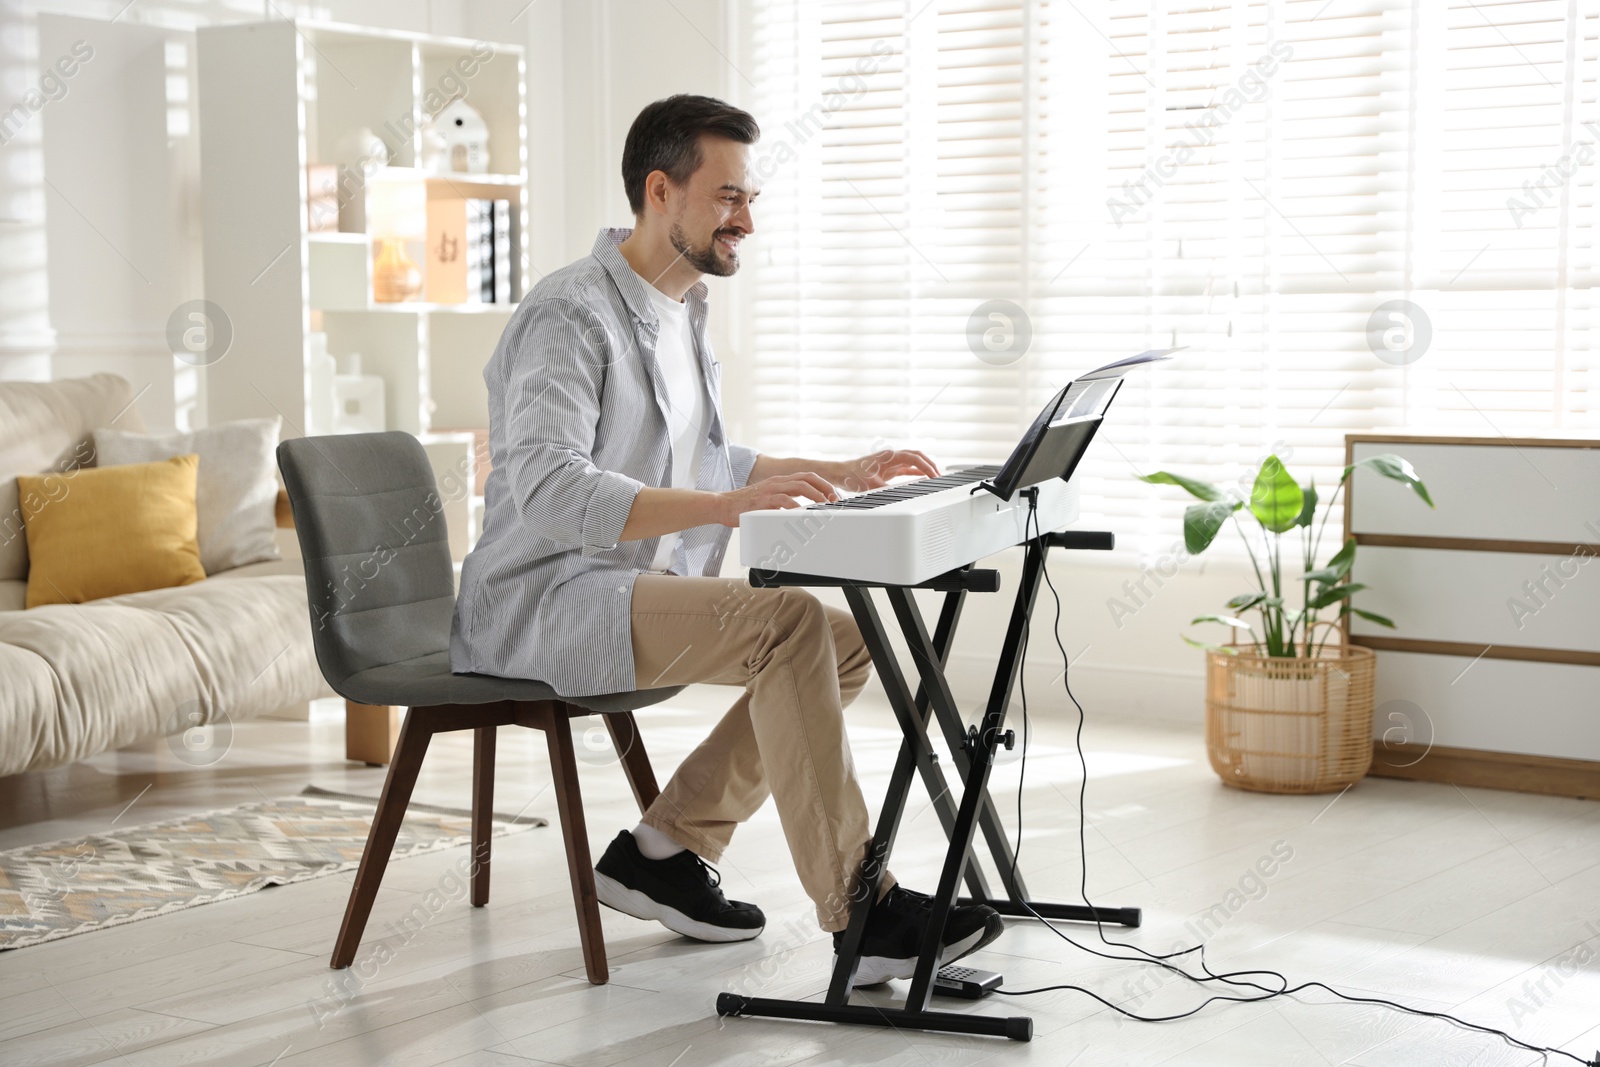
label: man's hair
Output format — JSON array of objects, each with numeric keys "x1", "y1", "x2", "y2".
[{"x1": 622, "y1": 94, "x2": 760, "y2": 215}]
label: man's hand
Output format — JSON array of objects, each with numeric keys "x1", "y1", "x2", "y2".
[
  {"x1": 716, "y1": 472, "x2": 839, "y2": 527},
  {"x1": 824, "y1": 449, "x2": 940, "y2": 493}
]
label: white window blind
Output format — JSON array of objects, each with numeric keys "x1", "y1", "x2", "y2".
[
  {"x1": 745, "y1": 0, "x2": 1600, "y2": 559},
  {"x1": 750, "y1": 0, "x2": 1038, "y2": 463}
]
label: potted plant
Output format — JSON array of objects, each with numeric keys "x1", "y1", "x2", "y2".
[{"x1": 1139, "y1": 453, "x2": 1433, "y2": 793}]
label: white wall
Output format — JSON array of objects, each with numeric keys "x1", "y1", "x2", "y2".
[{"x1": 34, "y1": 15, "x2": 188, "y2": 427}]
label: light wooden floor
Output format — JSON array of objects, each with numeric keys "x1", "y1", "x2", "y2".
[{"x1": 2, "y1": 685, "x2": 1599, "y2": 1067}]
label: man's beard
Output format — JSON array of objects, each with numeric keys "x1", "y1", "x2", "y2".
[{"x1": 670, "y1": 222, "x2": 740, "y2": 277}]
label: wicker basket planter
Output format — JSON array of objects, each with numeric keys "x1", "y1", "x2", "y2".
[{"x1": 1205, "y1": 643, "x2": 1377, "y2": 794}]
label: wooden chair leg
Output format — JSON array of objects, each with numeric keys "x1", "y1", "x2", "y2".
[
  {"x1": 332, "y1": 709, "x2": 431, "y2": 969},
  {"x1": 539, "y1": 703, "x2": 609, "y2": 985},
  {"x1": 471, "y1": 725, "x2": 495, "y2": 907},
  {"x1": 606, "y1": 711, "x2": 661, "y2": 814}
]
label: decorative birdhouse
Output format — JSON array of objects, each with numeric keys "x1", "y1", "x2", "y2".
[{"x1": 430, "y1": 98, "x2": 490, "y2": 174}]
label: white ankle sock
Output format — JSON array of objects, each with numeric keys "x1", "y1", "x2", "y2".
[{"x1": 631, "y1": 822, "x2": 686, "y2": 860}]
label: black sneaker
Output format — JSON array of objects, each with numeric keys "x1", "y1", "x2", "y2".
[
  {"x1": 833, "y1": 885, "x2": 1004, "y2": 985},
  {"x1": 593, "y1": 830, "x2": 765, "y2": 943}
]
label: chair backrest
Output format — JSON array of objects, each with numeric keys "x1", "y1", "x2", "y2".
[{"x1": 277, "y1": 431, "x2": 456, "y2": 695}]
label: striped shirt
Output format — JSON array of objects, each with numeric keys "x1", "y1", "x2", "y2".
[{"x1": 450, "y1": 228, "x2": 758, "y2": 696}]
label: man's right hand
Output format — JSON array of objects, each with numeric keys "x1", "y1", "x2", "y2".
[{"x1": 716, "y1": 473, "x2": 838, "y2": 527}]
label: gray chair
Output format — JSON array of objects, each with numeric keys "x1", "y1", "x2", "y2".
[{"x1": 278, "y1": 431, "x2": 681, "y2": 985}]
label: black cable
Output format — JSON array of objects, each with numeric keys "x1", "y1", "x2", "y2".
[
  {"x1": 999, "y1": 502, "x2": 1294, "y2": 1015},
  {"x1": 988, "y1": 498, "x2": 1599, "y2": 1067}
]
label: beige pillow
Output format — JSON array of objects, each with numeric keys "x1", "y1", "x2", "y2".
[
  {"x1": 95, "y1": 418, "x2": 282, "y2": 575},
  {"x1": 19, "y1": 454, "x2": 206, "y2": 607},
  {"x1": 0, "y1": 373, "x2": 147, "y2": 584}
]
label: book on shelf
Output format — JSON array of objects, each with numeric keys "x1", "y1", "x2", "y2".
[
  {"x1": 467, "y1": 198, "x2": 492, "y2": 304},
  {"x1": 493, "y1": 199, "x2": 515, "y2": 304},
  {"x1": 425, "y1": 197, "x2": 466, "y2": 303},
  {"x1": 428, "y1": 197, "x2": 517, "y2": 305}
]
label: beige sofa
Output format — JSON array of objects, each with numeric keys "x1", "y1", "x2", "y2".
[{"x1": 0, "y1": 374, "x2": 333, "y2": 777}]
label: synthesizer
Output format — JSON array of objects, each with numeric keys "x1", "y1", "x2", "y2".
[
  {"x1": 739, "y1": 462, "x2": 1080, "y2": 585},
  {"x1": 739, "y1": 348, "x2": 1178, "y2": 585}
]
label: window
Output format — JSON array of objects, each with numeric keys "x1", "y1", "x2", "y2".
[{"x1": 745, "y1": 0, "x2": 1599, "y2": 559}]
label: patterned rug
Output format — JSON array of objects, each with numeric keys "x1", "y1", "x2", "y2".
[{"x1": 0, "y1": 788, "x2": 545, "y2": 950}]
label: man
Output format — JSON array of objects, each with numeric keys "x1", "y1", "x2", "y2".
[{"x1": 452, "y1": 94, "x2": 1002, "y2": 984}]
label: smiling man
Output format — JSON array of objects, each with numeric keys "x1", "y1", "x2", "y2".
[{"x1": 451, "y1": 94, "x2": 1002, "y2": 983}]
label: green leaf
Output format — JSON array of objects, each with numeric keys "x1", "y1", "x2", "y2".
[
  {"x1": 1227, "y1": 592, "x2": 1267, "y2": 611},
  {"x1": 1182, "y1": 633, "x2": 1239, "y2": 655},
  {"x1": 1295, "y1": 479, "x2": 1318, "y2": 528},
  {"x1": 1138, "y1": 471, "x2": 1226, "y2": 502},
  {"x1": 1305, "y1": 537, "x2": 1358, "y2": 586},
  {"x1": 1350, "y1": 606, "x2": 1396, "y2": 628},
  {"x1": 1191, "y1": 614, "x2": 1253, "y2": 631},
  {"x1": 1183, "y1": 499, "x2": 1242, "y2": 555},
  {"x1": 1342, "y1": 453, "x2": 1435, "y2": 508},
  {"x1": 1307, "y1": 581, "x2": 1368, "y2": 610},
  {"x1": 1250, "y1": 455, "x2": 1305, "y2": 533}
]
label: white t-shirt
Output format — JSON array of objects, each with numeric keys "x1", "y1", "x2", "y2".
[{"x1": 638, "y1": 277, "x2": 708, "y2": 572}]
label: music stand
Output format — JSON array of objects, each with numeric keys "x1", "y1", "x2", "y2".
[{"x1": 977, "y1": 344, "x2": 1181, "y2": 500}]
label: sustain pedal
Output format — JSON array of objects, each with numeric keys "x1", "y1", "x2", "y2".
[{"x1": 931, "y1": 965, "x2": 1003, "y2": 999}]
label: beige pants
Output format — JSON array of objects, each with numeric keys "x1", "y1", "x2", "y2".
[{"x1": 630, "y1": 574, "x2": 894, "y2": 931}]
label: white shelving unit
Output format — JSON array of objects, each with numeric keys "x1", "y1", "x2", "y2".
[{"x1": 197, "y1": 19, "x2": 528, "y2": 557}]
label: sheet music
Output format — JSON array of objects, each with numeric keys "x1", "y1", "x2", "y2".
[
  {"x1": 1050, "y1": 347, "x2": 1184, "y2": 423},
  {"x1": 1075, "y1": 346, "x2": 1184, "y2": 381}
]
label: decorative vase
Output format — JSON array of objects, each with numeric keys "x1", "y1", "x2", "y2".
[
  {"x1": 332, "y1": 353, "x2": 386, "y2": 434},
  {"x1": 1205, "y1": 642, "x2": 1376, "y2": 794},
  {"x1": 333, "y1": 374, "x2": 386, "y2": 434},
  {"x1": 373, "y1": 237, "x2": 421, "y2": 303}
]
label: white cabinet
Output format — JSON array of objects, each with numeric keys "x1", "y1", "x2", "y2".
[{"x1": 1346, "y1": 434, "x2": 1600, "y2": 796}]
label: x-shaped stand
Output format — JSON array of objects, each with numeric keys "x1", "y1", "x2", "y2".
[{"x1": 717, "y1": 530, "x2": 1142, "y2": 1041}]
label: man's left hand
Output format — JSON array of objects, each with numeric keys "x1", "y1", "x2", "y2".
[{"x1": 825, "y1": 450, "x2": 940, "y2": 493}]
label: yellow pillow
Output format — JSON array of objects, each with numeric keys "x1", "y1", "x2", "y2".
[{"x1": 19, "y1": 453, "x2": 207, "y2": 608}]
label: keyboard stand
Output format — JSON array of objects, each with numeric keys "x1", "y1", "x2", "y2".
[{"x1": 715, "y1": 529, "x2": 1142, "y2": 1042}]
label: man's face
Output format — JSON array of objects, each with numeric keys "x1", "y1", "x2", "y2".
[{"x1": 664, "y1": 135, "x2": 758, "y2": 277}]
